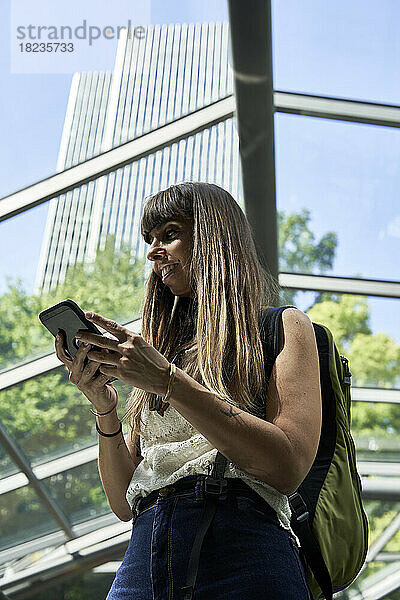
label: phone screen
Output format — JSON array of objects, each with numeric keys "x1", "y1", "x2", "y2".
[{"x1": 39, "y1": 299, "x2": 117, "y2": 382}]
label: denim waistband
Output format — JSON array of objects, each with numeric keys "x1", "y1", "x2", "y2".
[{"x1": 132, "y1": 474, "x2": 269, "y2": 518}]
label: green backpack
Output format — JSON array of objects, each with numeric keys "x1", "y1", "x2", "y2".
[
  {"x1": 205, "y1": 305, "x2": 369, "y2": 600},
  {"x1": 139, "y1": 305, "x2": 370, "y2": 600}
]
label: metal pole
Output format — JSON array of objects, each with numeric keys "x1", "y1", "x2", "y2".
[{"x1": 227, "y1": 0, "x2": 279, "y2": 304}]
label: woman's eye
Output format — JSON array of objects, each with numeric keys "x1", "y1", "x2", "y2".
[{"x1": 147, "y1": 229, "x2": 176, "y2": 244}]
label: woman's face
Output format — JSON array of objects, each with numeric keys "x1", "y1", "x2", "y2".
[{"x1": 147, "y1": 219, "x2": 193, "y2": 298}]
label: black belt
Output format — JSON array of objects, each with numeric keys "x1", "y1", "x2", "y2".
[{"x1": 132, "y1": 473, "x2": 267, "y2": 518}]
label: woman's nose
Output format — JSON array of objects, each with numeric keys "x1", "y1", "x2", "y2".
[{"x1": 147, "y1": 245, "x2": 166, "y2": 262}]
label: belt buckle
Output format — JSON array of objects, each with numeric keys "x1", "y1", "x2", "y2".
[{"x1": 288, "y1": 491, "x2": 309, "y2": 523}]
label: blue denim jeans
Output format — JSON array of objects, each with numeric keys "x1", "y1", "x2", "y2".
[{"x1": 106, "y1": 475, "x2": 312, "y2": 600}]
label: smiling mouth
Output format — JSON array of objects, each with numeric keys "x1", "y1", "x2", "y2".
[{"x1": 162, "y1": 264, "x2": 178, "y2": 282}]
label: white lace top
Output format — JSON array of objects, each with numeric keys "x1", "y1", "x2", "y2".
[{"x1": 126, "y1": 400, "x2": 298, "y2": 541}]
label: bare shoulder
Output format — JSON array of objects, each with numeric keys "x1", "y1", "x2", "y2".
[
  {"x1": 267, "y1": 307, "x2": 316, "y2": 413},
  {"x1": 282, "y1": 306, "x2": 312, "y2": 325},
  {"x1": 265, "y1": 307, "x2": 322, "y2": 493},
  {"x1": 268, "y1": 307, "x2": 318, "y2": 402},
  {"x1": 277, "y1": 307, "x2": 315, "y2": 353}
]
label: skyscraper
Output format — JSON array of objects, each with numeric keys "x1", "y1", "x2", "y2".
[{"x1": 35, "y1": 22, "x2": 242, "y2": 293}]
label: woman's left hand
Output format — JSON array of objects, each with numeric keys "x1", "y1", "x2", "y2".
[{"x1": 75, "y1": 312, "x2": 171, "y2": 396}]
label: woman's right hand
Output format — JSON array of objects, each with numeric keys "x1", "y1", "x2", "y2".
[{"x1": 55, "y1": 330, "x2": 118, "y2": 411}]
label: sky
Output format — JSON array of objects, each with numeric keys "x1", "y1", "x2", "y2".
[{"x1": 0, "y1": 0, "x2": 399, "y2": 345}]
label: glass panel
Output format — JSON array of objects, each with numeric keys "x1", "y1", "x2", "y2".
[
  {"x1": 0, "y1": 368, "x2": 132, "y2": 466},
  {"x1": 0, "y1": 115, "x2": 241, "y2": 372},
  {"x1": 2, "y1": 0, "x2": 151, "y2": 197},
  {"x1": 349, "y1": 500, "x2": 400, "y2": 594},
  {"x1": 279, "y1": 289, "x2": 400, "y2": 462},
  {"x1": 27, "y1": 572, "x2": 117, "y2": 600},
  {"x1": 2, "y1": 11, "x2": 229, "y2": 199},
  {"x1": 0, "y1": 68, "x2": 72, "y2": 198},
  {"x1": 353, "y1": 561, "x2": 400, "y2": 599},
  {"x1": 0, "y1": 485, "x2": 59, "y2": 551},
  {"x1": 275, "y1": 112, "x2": 400, "y2": 283},
  {"x1": 0, "y1": 442, "x2": 19, "y2": 480},
  {"x1": 272, "y1": 0, "x2": 400, "y2": 106},
  {"x1": 352, "y1": 403, "x2": 400, "y2": 462},
  {"x1": 0, "y1": 203, "x2": 49, "y2": 297},
  {"x1": 104, "y1": 21, "x2": 233, "y2": 149},
  {"x1": 280, "y1": 290, "x2": 400, "y2": 389},
  {"x1": 44, "y1": 461, "x2": 111, "y2": 525},
  {"x1": 0, "y1": 199, "x2": 147, "y2": 372}
]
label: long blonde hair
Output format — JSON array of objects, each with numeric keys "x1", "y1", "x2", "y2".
[{"x1": 122, "y1": 182, "x2": 282, "y2": 443}]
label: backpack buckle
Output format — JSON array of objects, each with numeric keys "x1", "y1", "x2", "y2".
[
  {"x1": 204, "y1": 477, "x2": 228, "y2": 496},
  {"x1": 288, "y1": 492, "x2": 309, "y2": 523}
]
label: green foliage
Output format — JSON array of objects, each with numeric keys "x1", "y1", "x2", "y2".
[
  {"x1": 278, "y1": 208, "x2": 337, "y2": 273},
  {"x1": 366, "y1": 499, "x2": 400, "y2": 551},
  {"x1": 306, "y1": 294, "x2": 400, "y2": 468},
  {"x1": 349, "y1": 332, "x2": 400, "y2": 388},
  {"x1": 0, "y1": 235, "x2": 147, "y2": 557},
  {"x1": 306, "y1": 294, "x2": 371, "y2": 350},
  {"x1": 0, "y1": 235, "x2": 146, "y2": 372},
  {"x1": 0, "y1": 278, "x2": 45, "y2": 367},
  {"x1": 277, "y1": 208, "x2": 338, "y2": 306},
  {"x1": 48, "y1": 234, "x2": 147, "y2": 322},
  {"x1": 351, "y1": 401, "x2": 400, "y2": 438},
  {"x1": 0, "y1": 235, "x2": 147, "y2": 469},
  {"x1": 306, "y1": 294, "x2": 400, "y2": 387}
]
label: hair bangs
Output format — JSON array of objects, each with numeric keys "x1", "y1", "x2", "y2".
[{"x1": 141, "y1": 185, "x2": 194, "y2": 244}]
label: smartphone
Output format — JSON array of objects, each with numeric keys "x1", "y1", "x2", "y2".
[{"x1": 38, "y1": 299, "x2": 117, "y2": 383}]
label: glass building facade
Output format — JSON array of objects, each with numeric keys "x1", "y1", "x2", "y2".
[{"x1": 35, "y1": 23, "x2": 241, "y2": 294}]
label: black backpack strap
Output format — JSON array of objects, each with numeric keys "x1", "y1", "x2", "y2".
[
  {"x1": 289, "y1": 492, "x2": 333, "y2": 600},
  {"x1": 181, "y1": 453, "x2": 228, "y2": 600},
  {"x1": 259, "y1": 305, "x2": 297, "y2": 385},
  {"x1": 262, "y1": 306, "x2": 333, "y2": 600}
]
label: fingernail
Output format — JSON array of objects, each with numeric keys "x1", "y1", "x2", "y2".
[{"x1": 86, "y1": 312, "x2": 93, "y2": 318}]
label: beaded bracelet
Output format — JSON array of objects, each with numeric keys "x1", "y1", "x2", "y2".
[{"x1": 96, "y1": 420, "x2": 122, "y2": 437}]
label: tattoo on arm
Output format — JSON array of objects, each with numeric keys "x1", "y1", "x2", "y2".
[{"x1": 218, "y1": 397, "x2": 241, "y2": 417}]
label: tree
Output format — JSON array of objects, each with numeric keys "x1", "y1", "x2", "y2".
[
  {"x1": 278, "y1": 208, "x2": 338, "y2": 273},
  {"x1": 0, "y1": 235, "x2": 147, "y2": 372},
  {"x1": 277, "y1": 208, "x2": 338, "y2": 307},
  {"x1": 0, "y1": 235, "x2": 146, "y2": 555}
]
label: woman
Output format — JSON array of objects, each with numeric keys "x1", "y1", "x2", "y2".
[{"x1": 55, "y1": 182, "x2": 321, "y2": 599}]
